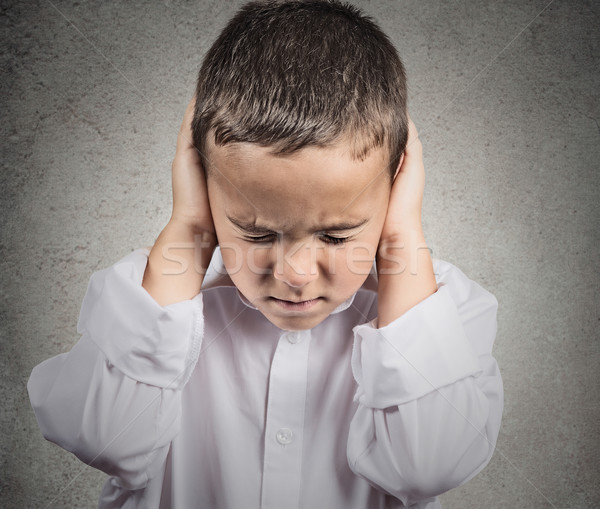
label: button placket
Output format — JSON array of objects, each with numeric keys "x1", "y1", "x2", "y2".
[
  {"x1": 286, "y1": 331, "x2": 301, "y2": 344},
  {"x1": 261, "y1": 329, "x2": 311, "y2": 508}
]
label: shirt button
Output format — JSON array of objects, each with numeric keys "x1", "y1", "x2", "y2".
[
  {"x1": 276, "y1": 428, "x2": 294, "y2": 445},
  {"x1": 286, "y1": 332, "x2": 301, "y2": 344}
]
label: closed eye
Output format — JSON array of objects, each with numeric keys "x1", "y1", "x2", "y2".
[
  {"x1": 244, "y1": 233, "x2": 349, "y2": 245},
  {"x1": 243, "y1": 233, "x2": 277, "y2": 243},
  {"x1": 320, "y1": 234, "x2": 349, "y2": 245}
]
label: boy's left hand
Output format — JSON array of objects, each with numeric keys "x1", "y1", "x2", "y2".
[
  {"x1": 376, "y1": 117, "x2": 436, "y2": 325},
  {"x1": 379, "y1": 116, "x2": 425, "y2": 243}
]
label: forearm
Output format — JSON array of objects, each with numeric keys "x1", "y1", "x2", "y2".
[
  {"x1": 29, "y1": 337, "x2": 180, "y2": 489},
  {"x1": 349, "y1": 375, "x2": 501, "y2": 504},
  {"x1": 349, "y1": 262, "x2": 503, "y2": 503},
  {"x1": 29, "y1": 247, "x2": 207, "y2": 488},
  {"x1": 376, "y1": 222, "x2": 437, "y2": 327},
  {"x1": 142, "y1": 218, "x2": 217, "y2": 306}
]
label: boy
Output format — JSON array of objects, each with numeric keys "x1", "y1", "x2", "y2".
[{"x1": 28, "y1": 1, "x2": 503, "y2": 508}]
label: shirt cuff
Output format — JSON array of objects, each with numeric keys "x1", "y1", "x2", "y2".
[
  {"x1": 351, "y1": 283, "x2": 482, "y2": 409},
  {"x1": 76, "y1": 247, "x2": 203, "y2": 389}
]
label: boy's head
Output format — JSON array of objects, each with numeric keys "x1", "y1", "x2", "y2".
[
  {"x1": 192, "y1": 0, "x2": 408, "y2": 175},
  {"x1": 192, "y1": 0, "x2": 409, "y2": 331}
]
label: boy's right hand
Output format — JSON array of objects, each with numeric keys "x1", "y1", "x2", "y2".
[
  {"x1": 142, "y1": 99, "x2": 216, "y2": 305},
  {"x1": 170, "y1": 98, "x2": 215, "y2": 235}
]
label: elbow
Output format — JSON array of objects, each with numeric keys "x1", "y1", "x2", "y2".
[
  {"x1": 28, "y1": 365, "x2": 154, "y2": 491},
  {"x1": 437, "y1": 431, "x2": 497, "y2": 494},
  {"x1": 397, "y1": 432, "x2": 498, "y2": 502},
  {"x1": 28, "y1": 361, "x2": 80, "y2": 454},
  {"x1": 419, "y1": 400, "x2": 500, "y2": 497},
  {"x1": 348, "y1": 391, "x2": 502, "y2": 504},
  {"x1": 81, "y1": 447, "x2": 151, "y2": 491},
  {"x1": 39, "y1": 422, "x2": 154, "y2": 491},
  {"x1": 421, "y1": 415, "x2": 500, "y2": 498}
]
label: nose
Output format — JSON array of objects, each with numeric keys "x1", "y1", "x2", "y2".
[{"x1": 273, "y1": 240, "x2": 319, "y2": 288}]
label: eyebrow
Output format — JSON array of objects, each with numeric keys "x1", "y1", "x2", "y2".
[
  {"x1": 228, "y1": 217, "x2": 275, "y2": 235},
  {"x1": 227, "y1": 216, "x2": 368, "y2": 234}
]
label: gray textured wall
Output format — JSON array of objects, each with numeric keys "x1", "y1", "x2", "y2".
[{"x1": 2, "y1": 1, "x2": 598, "y2": 507}]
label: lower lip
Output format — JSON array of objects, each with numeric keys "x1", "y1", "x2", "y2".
[{"x1": 270, "y1": 297, "x2": 321, "y2": 312}]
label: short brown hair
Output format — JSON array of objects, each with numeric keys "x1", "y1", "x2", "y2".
[{"x1": 192, "y1": 0, "x2": 407, "y2": 178}]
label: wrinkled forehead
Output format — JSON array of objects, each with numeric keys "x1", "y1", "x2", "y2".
[
  {"x1": 203, "y1": 129, "x2": 393, "y2": 173},
  {"x1": 204, "y1": 134, "x2": 391, "y2": 181},
  {"x1": 204, "y1": 139, "x2": 391, "y2": 230}
]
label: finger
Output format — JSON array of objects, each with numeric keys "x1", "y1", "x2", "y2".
[
  {"x1": 404, "y1": 113, "x2": 422, "y2": 157},
  {"x1": 181, "y1": 97, "x2": 195, "y2": 131},
  {"x1": 392, "y1": 152, "x2": 404, "y2": 181},
  {"x1": 176, "y1": 97, "x2": 197, "y2": 154}
]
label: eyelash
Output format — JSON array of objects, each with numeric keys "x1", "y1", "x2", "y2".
[
  {"x1": 243, "y1": 234, "x2": 349, "y2": 245},
  {"x1": 244, "y1": 234, "x2": 276, "y2": 243},
  {"x1": 320, "y1": 235, "x2": 348, "y2": 245}
]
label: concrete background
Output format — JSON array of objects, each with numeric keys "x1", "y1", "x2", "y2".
[{"x1": 1, "y1": 0, "x2": 598, "y2": 507}]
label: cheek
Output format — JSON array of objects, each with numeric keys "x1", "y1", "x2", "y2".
[
  {"x1": 245, "y1": 244, "x2": 275, "y2": 274},
  {"x1": 326, "y1": 243, "x2": 376, "y2": 285},
  {"x1": 344, "y1": 243, "x2": 378, "y2": 278},
  {"x1": 219, "y1": 242, "x2": 246, "y2": 277},
  {"x1": 219, "y1": 241, "x2": 275, "y2": 285}
]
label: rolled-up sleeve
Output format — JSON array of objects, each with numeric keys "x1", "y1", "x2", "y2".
[
  {"x1": 347, "y1": 258, "x2": 503, "y2": 505},
  {"x1": 28, "y1": 247, "x2": 204, "y2": 490}
]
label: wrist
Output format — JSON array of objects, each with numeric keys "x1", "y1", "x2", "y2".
[
  {"x1": 142, "y1": 219, "x2": 218, "y2": 306},
  {"x1": 379, "y1": 220, "x2": 425, "y2": 251},
  {"x1": 377, "y1": 225, "x2": 428, "y2": 276},
  {"x1": 169, "y1": 214, "x2": 216, "y2": 237},
  {"x1": 376, "y1": 223, "x2": 436, "y2": 326},
  {"x1": 163, "y1": 218, "x2": 218, "y2": 266}
]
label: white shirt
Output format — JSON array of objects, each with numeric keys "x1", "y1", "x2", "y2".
[{"x1": 28, "y1": 247, "x2": 503, "y2": 509}]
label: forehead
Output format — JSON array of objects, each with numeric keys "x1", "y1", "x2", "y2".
[{"x1": 205, "y1": 138, "x2": 390, "y2": 228}]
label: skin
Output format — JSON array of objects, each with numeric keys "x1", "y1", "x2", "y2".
[
  {"x1": 142, "y1": 99, "x2": 437, "y2": 330},
  {"x1": 204, "y1": 136, "x2": 391, "y2": 331}
]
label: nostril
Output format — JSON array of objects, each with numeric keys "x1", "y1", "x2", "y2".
[{"x1": 274, "y1": 262, "x2": 318, "y2": 288}]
